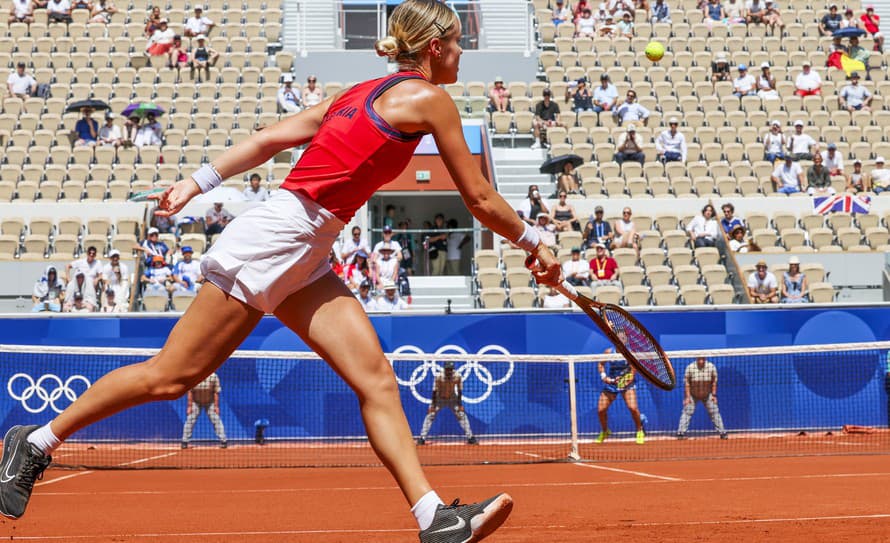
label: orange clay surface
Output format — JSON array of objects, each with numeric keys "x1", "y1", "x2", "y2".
[{"x1": 1, "y1": 454, "x2": 889, "y2": 542}]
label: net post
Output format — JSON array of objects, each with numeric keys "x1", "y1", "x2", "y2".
[{"x1": 567, "y1": 357, "x2": 580, "y2": 461}]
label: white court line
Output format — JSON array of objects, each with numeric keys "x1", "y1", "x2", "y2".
[
  {"x1": 37, "y1": 452, "x2": 178, "y2": 487},
  {"x1": 118, "y1": 452, "x2": 178, "y2": 466},
  {"x1": 35, "y1": 471, "x2": 94, "y2": 487},
  {"x1": 516, "y1": 451, "x2": 682, "y2": 481},
  {"x1": 625, "y1": 513, "x2": 890, "y2": 528}
]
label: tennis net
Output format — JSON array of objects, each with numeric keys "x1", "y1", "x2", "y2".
[{"x1": 1, "y1": 342, "x2": 887, "y2": 469}]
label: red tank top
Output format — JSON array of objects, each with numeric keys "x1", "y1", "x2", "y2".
[{"x1": 280, "y1": 71, "x2": 428, "y2": 222}]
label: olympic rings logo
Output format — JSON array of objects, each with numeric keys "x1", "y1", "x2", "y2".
[
  {"x1": 390, "y1": 344, "x2": 514, "y2": 405},
  {"x1": 7, "y1": 374, "x2": 92, "y2": 414}
]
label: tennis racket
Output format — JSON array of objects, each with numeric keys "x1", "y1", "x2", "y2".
[
  {"x1": 128, "y1": 187, "x2": 167, "y2": 202},
  {"x1": 527, "y1": 256, "x2": 676, "y2": 390}
]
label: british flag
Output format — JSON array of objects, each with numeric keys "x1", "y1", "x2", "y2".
[{"x1": 813, "y1": 194, "x2": 871, "y2": 215}]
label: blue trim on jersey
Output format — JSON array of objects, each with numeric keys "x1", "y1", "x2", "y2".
[{"x1": 364, "y1": 73, "x2": 427, "y2": 143}]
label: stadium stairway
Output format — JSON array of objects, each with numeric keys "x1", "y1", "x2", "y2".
[
  {"x1": 871, "y1": 0, "x2": 889, "y2": 32},
  {"x1": 284, "y1": 0, "x2": 340, "y2": 54},
  {"x1": 492, "y1": 148, "x2": 554, "y2": 199},
  {"x1": 479, "y1": 0, "x2": 535, "y2": 52},
  {"x1": 407, "y1": 275, "x2": 475, "y2": 312}
]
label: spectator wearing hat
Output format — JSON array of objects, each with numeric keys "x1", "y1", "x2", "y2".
[
  {"x1": 184, "y1": 5, "x2": 214, "y2": 37},
  {"x1": 655, "y1": 117, "x2": 687, "y2": 163},
  {"x1": 794, "y1": 61, "x2": 822, "y2": 96},
  {"x1": 616, "y1": 10, "x2": 634, "y2": 37},
  {"x1": 720, "y1": 203, "x2": 744, "y2": 235},
  {"x1": 32, "y1": 266, "x2": 64, "y2": 313},
  {"x1": 728, "y1": 224, "x2": 749, "y2": 253},
  {"x1": 133, "y1": 112, "x2": 162, "y2": 147},
  {"x1": 356, "y1": 280, "x2": 377, "y2": 312},
  {"x1": 861, "y1": 5, "x2": 883, "y2": 53},
  {"x1": 566, "y1": 78, "x2": 594, "y2": 113},
  {"x1": 136, "y1": 226, "x2": 170, "y2": 266},
  {"x1": 820, "y1": 3, "x2": 843, "y2": 35},
  {"x1": 614, "y1": 123, "x2": 645, "y2": 165},
  {"x1": 761, "y1": 0, "x2": 783, "y2": 34},
  {"x1": 771, "y1": 155, "x2": 804, "y2": 194},
  {"x1": 102, "y1": 249, "x2": 130, "y2": 303},
  {"x1": 101, "y1": 289, "x2": 126, "y2": 313},
  {"x1": 551, "y1": 190, "x2": 580, "y2": 231},
  {"x1": 732, "y1": 64, "x2": 757, "y2": 98},
  {"x1": 613, "y1": 206, "x2": 639, "y2": 251},
  {"x1": 650, "y1": 0, "x2": 670, "y2": 22},
  {"x1": 532, "y1": 88, "x2": 560, "y2": 150},
  {"x1": 8, "y1": 0, "x2": 33, "y2": 23},
  {"x1": 576, "y1": 7, "x2": 597, "y2": 37},
  {"x1": 534, "y1": 213, "x2": 558, "y2": 250},
  {"x1": 167, "y1": 35, "x2": 190, "y2": 81},
  {"x1": 871, "y1": 157, "x2": 890, "y2": 193},
  {"x1": 142, "y1": 255, "x2": 173, "y2": 297},
  {"x1": 613, "y1": 89, "x2": 649, "y2": 126},
  {"x1": 711, "y1": 52, "x2": 731, "y2": 85},
  {"x1": 563, "y1": 247, "x2": 591, "y2": 287},
  {"x1": 205, "y1": 202, "x2": 234, "y2": 236},
  {"x1": 6, "y1": 62, "x2": 36, "y2": 101},
  {"x1": 584, "y1": 205, "x2": 613, "y2": 250},
  {"x1": 373, "y1": 224, "x2": 403, "y2": 262},
  {"x1": 787, "y1": 120, "x2": 816, "y2": 161},
  {"x1": 821, "y1": 143, "x2": 844, "y2": 176},
  {"x1": 64, "y1": 270, "x2": 97, "y2": 312},
  {"x1": 757, "y1": 62, "x2": 778, "y2": 100},
  {"x1": 445, "y1": 219, "x2": 469, "y2": 276},
  {"x1": 146, "y1": 18, "x2": 175, "y2": 56},
  {"x1": 763, "y1": 120, "x2": 787, "y2": 163},
  {"x1": 592, "y1": 73, "x2": 618, "y2": 113},
  {"x1": 687, "y1": 204, "x2": 720, "y2": 248},
  {"x1": 841, "y1": 7, "x2": 862, "y2": 30},
  {"x1": 243, "y1": 173, "x2": 270, "y2": 202},
  {"x1": 46, "y1": 0, "x2": 71, "y2": 23},
  {"x1": 277, "y1": 74, "x2": 302, "y2": 113},
  {"x1": 191, "y1": 34, "x2": 219, "y2": 82},
  {"x1": 68, "y1": 292, "x2": 92, "y2": 313},
  {"x1": 598, "y1": 12, "x2": 617, "y2": 36},
  {"x1": 839, "y1": 72, "x2": 872, "y2": 112},
  {"x1": 98, "y1": 112, "x2": 122, "y2": 147},
  {"x1": 552, "y1": 0, "x2": 571, "y2": 25},
  {"x1": 171, "y1": 246, "x2": 203, "y2": 293},
  {"x1": 846, "y1": 159, "x2": 871, "y2": 194},
  {"x1": 541, "y1": 285, "x2": 571, "y2": 308},
  {"x1": 848, "y1": 36, "x2": 871, "y2": 64},
  {"x1": 373, "y1": 241, "x2": 400, "y2": 290},
  {"x1": 377, "y1": 279, "x2": 408, "y2": 311},
  {"x1": 590, "y1": 243, "x2": 619, "y2": 286},
  {"x1": 747, "y1": 260, "x2": 778, "y2": 303},
  {"x1": 344, "y1": 249, "x2": 371, "y2": 290},
  {"x1": 488, "y1": 76, "x2": 510, "y2": 114},
  {"x1": 781, "y1": 256, "x2": 809, "y2": 304},
  {"x1": 806, "y1": 153, "x2": 835, "y2": 197}
]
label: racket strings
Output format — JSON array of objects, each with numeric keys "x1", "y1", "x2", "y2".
[{"x1": 602, "y1": 307, "x2": 674, "y2": 389}]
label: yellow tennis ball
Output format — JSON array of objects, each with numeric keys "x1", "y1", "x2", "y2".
[{"x1": 645, "y1": 41, "x2": 665, "y2": 62}]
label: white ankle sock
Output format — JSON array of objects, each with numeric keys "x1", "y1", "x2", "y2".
[
  {"x1": 412, "y1": 490, "x2": 444, "y2": 531},
  {"x1": 26, "y1": 424, "x2": 61, "y2": 455}
]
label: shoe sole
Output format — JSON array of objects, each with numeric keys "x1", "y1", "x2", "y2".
[
  {"x1": 468, "y1": 493, "x2": 513, "y2": 543},
  {"x1": 0, "y1": 426, "x2": 25, "y2": 519}
]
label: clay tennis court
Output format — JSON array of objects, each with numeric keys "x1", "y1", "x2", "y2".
[{"x1": 3, "y1": 447, "x2": 889, "y2": 542}]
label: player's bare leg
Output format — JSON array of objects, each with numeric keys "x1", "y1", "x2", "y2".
[
  {"x1": 596, "y1": 392, "x2": 614, "y2": 442},
  {"x1": 624, "y1": 389, "x2": 645, "y2": 444}
]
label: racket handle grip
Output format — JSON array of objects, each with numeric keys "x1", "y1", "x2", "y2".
[{"x1": 556, "y1": 281, "x2": 580, "y2": 300}]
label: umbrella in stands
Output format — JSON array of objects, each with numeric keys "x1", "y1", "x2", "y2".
[
  {"x1": 540, "y1": 154, "x2": 584, "y2": 175},
  {"x1": 121, "y1": 102, "x2": 166, "y2": 118},
  {"x1": 833, "y1": 27, "x2": 866, "y2": 38},
  {"x1": 64, "y1": 99, "x2": 109, "y2": 113}
]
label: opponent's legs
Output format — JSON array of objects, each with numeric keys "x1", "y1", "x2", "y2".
[
  {"x1": 705, "y1": 396, "x2": 726, "y2": 435},
  {"x1": 181, "y1": 402, "x2": 201, "y2": 443},
  {"x1": 451, "y1": 405, "x2": 475, "y2": 440},
  {"x1": 623, "y1": 389, "x2": 643, "y2": 431},
  {"x1": 597, "y1": 392, "x2": 614, "y2": 431},
  {"x1": 273, "y1": 271, "x2": 431, "y2": 506},
  {"x1": 419, "y1": 405, "x2": 441, "y2": 440},
  {"x1": 207, "y1": 404, "x2": 228, "y2": 443},
  {"x1": 677, "y1": 400, "x2": 697, "y2": 435}
]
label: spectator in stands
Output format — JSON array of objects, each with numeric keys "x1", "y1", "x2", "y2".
[
  {"x1": 839, "y1": 72, "x2": 872, "y2": 112},
  {"x1": 340, "y1": 225, "x2": 371, "y2": 265},
  {"x1": 517, "y1": 184, "x2": 549, "y2": 226},
  {"x1": 46, "y1": 0, "x2": 71, "y2": 23},
  {"x1": 101, "y1": 289, "x2": 126, "y2": 313},
  {"x1": 425, "y1": 214, "x2": 448, "y2": 276},
  {"x1": 89, "y1": 0, "x2": 115, "y2": 23},
  {"x1": 277, "y1": 74, "x2": 302, "y2": 114},
  {"x1": 732, "y1": 64, "x2": 756, "y2": 98},
  {"x1": 821, "y1": 143, "x2": 844, "y2": 176},
  {"x1": 144, "y1": 6, "x2": 162, "y2": 37},
  {"x1": 745, "y1": 0, "x2": 765, "y2": 25},
  {"x1": 205, "y1": 202, "x2": 234, "y2": 236},
  {"x1": 541, "y1": 285, "x2": 571, "y2": 308},
  {"x1": 7, "y1": 62, "x2": 36, "y2": 101},
  {"x1": 191, "y1": 35, "x2": 219, "y2": 82},
  {"x1": 243, "y1": 173, "x2": 269, "y2": 202},
  {"x1": 557, "y1": 162, "x2": 581, "y2": 195},
  {"x1": 728, "y1": 225, "x2": 749, "y2": 252},
  {"x1": 551, "y1": 191, "x2": 579, "y2": 232},
  {"x1": 614, "y1": 123, "x2": 645, "y2": 165},
  {"x1": 171, "y1": 246, "x2": 203, "y2": 293},
  {"x1": 710, "y1": 52, "x2": 731, "y2": 86},
  {"x1": 444, "y1": 219, "x2": 469, "y2": 276},
  {"x1": 616, "y1": 10, "x2": 634, "y2": 37},
  {"x1": 382, "y1": 204, "x2": 397, "y2": 229},
  {"x1": 394, "y1": 220, "x2": 414, "y2": 275},
  {"x1": 328, "y1": 248, "x2": 343, "y2": 280},
  {"x1": 488, "y1": 76, "x2": 510, "y2": 114},
  {"x1": 73, "y1": 107, "x2": 99, "y2": 147},
  {"x1": 848, "y1": 36, "x2": 871, "y2": 64},
  {"x1": 593, "y1": 2, "x2": 609, "y2": 25},
  {"x1": 687, "y1": 204, "x2": 719, "y2": 248},
  {"x1": 68, "y1": 292, "x2": 91, "y2": 313},
  {"x1": 614, "y1": 89, "x2": 649, "y2": 126},
  {"x1": 598, "y1": 12, "x2": 617, "y2": 36},
  {"x1": 133, "y1": 112, "x2": 162, "y2": 147},
  {"x1": 64, "y1": 270, "x2": 97, "y2": 312},
  {"x1": 761, "y1": 0, "x2": 783, "y2": 35},
  {"x1": 184, "y1": 4, "x2": 214, "y2": 38},
  {"x1": 676, "y1": 357, "x2": 727, "y2": 440},
  {"x1": 344, "y1": 250, "x2": 371, "y2": 290},
  {"x1": 846, "y1": 158, "x2": 871, "y2": 193},
  {"x1": 167, "y1": 36, "x2": 190, "y2": 81},
  {"x1": 302, "y1": 75, "x2": 323, "y2": 108},
  {"x1": 819, "y1": 3, "x2": 842, "y2": 35},
  {"x1": 563, "y1": 247, "x2": 591, "y2": 286},
  {"x1": 762, "y1": 119, "x2": 786, "y2": 163},
  {"x1": 356, "y1": 280, "x2": 377, "y2": 312},
  {"x1": 747, "y1": 260, "x2": 778, "y2": 303},
  {"x1": 608, "y1": 0, "x2": 634, "y2": 16},
  {"x1": 575, "y1": 8, "x2": 596, "y2": 37},
  {"x1": 136, "y1": 226, "x2": 169, "y2": 265},
  {"x1": 794, "y1": 60, "x2": 822, "y2": 96},
  {"x1": 592, "y1": 73, "x2": 618, "y2": 113},
  {"x1": 377, "y1": 279, "x2": 408, "y2": 312},
  {"x1": 655, "y1": 117, "x2": 687, "y2": 163},
  {"x1": 841, "y1": 7, "x2": 862, "y2": 30},
  {"x1": 8, "y1": 0, "x2": 33, "y2": 23},
  {"x1": 373, "y1": 224, "x2": 403, "y2": 263},
  {"x1": 102, "y1": 249, "x2": 130, "y2": 302},
  {"x1": 566, "y1": 78, "x2": 594, "y2": 113},
  {"x1": 725, "y1": 0, "x2": 745, "y2": 23},
  {"x1": 142, "y1": 255, "x2": 172, "y2": 297},
  {"x1": 584, "y1": 205, "x2": 613, "y2": 250},
  {"x1": 702, "y1": 0, "x2": 726, "y2": 28},
  {"x1": 123, "y1": 115, "x2": 140, "y2": 145},
  {"x1": 590, "y1": 243, "x2": 619, "y2": 286},
  {"x1": 806, "y1": 153, "x2": 835, "y2": 197},
  {"x1": 781, "y1": 256, "x2": 809, "y2": 303},
  {"x1": 787, "y1": 120, "x2": 816, "y2": 161},
  {"x1": 552, "y1": 0, "x2": 571, "y2": 25},
  {"x1": 98, "y1": 112, "x2": 122, "y2": 147},
  {"x1": 151, "y1": 212, "x2": 175, "y2": 234},
  {"x1": 756, "y1": 62, "x2": 779, "y2": 100},
  {"x1": 720, "y1": 203, "x2": 744, "y2": 234},
  {"x1": 871, "y1": 156, "x2": 890, "y2": 194},
  {"x1": 771, "y1": 155, "x2": 804, "y2": 194},
  {"x1": 861, "y1": 5, "x2": 883, "y2": 53},
  {"x1": 534, "y1": 213, "x2": 558, "y2": 251},
  {"x1": 146, "y1": 18, "x2": 175, "y2": 56},
  {"x1": 68, "y1": 245, "x2": 103, "y2": 289},
  {"x1": 613, "y1": 207, "x2": 639, "y2": 250},
  {"x1": 531, "y1": 88, "x2": 560, "y2": 150},
  {"x1": 650, "y1": 0, "x2": 670, "y2": 23},
  {"x1": 31, "y1": 266, "x2": 64, "y2": 313}
]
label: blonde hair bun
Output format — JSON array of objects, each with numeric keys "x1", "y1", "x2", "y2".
[{"x1": 375, "y1": 36, "x2": 400, "y2": 58}]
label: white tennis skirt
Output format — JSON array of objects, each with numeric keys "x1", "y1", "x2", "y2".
[{"x1": 201, "y1": 189, "x2": 345, "y2": 313}]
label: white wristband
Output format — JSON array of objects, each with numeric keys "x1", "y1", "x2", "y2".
[
  {"x1": 191, "y1": 163, "x2": 223, "y2": 194},
  {"x1": 515, "y1": 222, "x2": 541, "y2": 253},
  {"x1": 600, "y1": 372, "x2": 607, "y2": 381}
]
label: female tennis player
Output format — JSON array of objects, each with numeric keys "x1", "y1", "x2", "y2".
[{"x1": 0, "y1": 1, "x2": 560, "y2": 541}]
